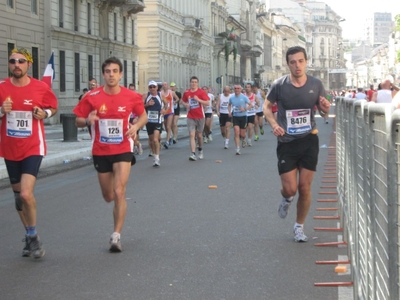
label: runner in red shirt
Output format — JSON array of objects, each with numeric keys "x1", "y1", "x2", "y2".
[
  {"x1": 73, "y1": 57, "x2": 147, "y2": 252},
  {"x1": 0, "y1": 48, "x2": 58, "y2": 259},
  {"x1": 182, "y1": 76, "x2": 210, "y2": 161}
]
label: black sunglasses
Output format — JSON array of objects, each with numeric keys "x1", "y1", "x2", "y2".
[
  {"x1": 9, "y1": 58, "x2": 28, "y2": 64},
  {"x1": 149, "y1": 86, "x2": 157, "y2": 88}
]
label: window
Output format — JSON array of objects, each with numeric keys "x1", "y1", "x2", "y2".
[
  {"x1": 87, "y1": 3, "x2": 91, "y2": 34},
  {"x1": 59, "y1": 0, "x2": 64, "y2": 27},
  {"x1": 7, "y1": 0, "x2": 14, "y2": 9},
  {"x1": 7, "y1": 43, "x2": 15, "y2": 77},
  {"x1": 131, "y1": 20, "x2": 135, "y2": 45},
  {"x1": 123, "y1": 17, "x2": 126, "y2": 43},
  {"x1": 74, "y1": 52, "x2": 80, "y2": 92},
  {"x1": 31, "y1": 0, "x2": 38, "y2": 15},
  {"x1": 131, "y1": 61, "x2": 136, "y2": 86},
  {"x1": 88, "y1": 55, "x2": 93, "y2": 81},
  {"x1": 114, "y1": 13, "x2": 117, "y2": 40},
  {"x1": 123, "y1": 60, "x2": 127, "y2": 87},
  {"x1": 74, "y1": 0, "x2": 79, "y2": 31},
  {"x1": 32, "y1": 47, "x2": 39, "y2": 79},
  {"x1": 60, "y1": 51, "x2": 66, "y2": 92}
]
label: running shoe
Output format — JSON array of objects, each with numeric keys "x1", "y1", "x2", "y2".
[
  {"x1": 189, "y1": 154, "x2": 197, "y2": 161},
  {"x1": 27, "y1": 234, "x2": 45, "y2": 259},
  {"x1": 236, "y1": 148, "x2": 241, "y2": 155},
  {"x1": 133, "y1": 146, "x2": 139, "y2": 155},
  {"x1": 325, "y1": 120, "x2": 329, "y2": 124},
  {"x1": 153, "y1": 158, "x2": 160, "y2": 167},
  {"x1": 163, "y1": 141, "x2": 169, "y2": 149},
  {"x1": 208, "y1": 134, "x2": 213, "y2": 142},
  {"x1": 254, "y1": 135, "x2": 259, "y2": 141},
  {"x1": 198, "y1": 150, "x2": 204, "y2": 160},
  {"x1": 294, "y1": 226, "x2": 308, "y2": 242},
  {"x1": 224, "y1": 142, "x2": 229, "y2": 149},
  {"x1": 148, "y1": 150, "x2": 153, "y2": 157},
  {"x1": 109, "y1": 233, "x2": 122, "y2": 252},
  {"x1": 278, "y1": 197, "x2": 293, "y2": 219},
  {"x1": 203, "y1": 137, "x2": 208, "y2": 144},
  {"x1": 22, "y1": 235, "x2": 31, "y2": 257},
  {"x1": 138, "y1": 143, "x2": 143, "y2": 155},
  {"x1": 247, "y1": 140, "x2": 252, "y2": 147},
  {"x1": 169, "y1": 138, "x2": 173, "y2": 145},
  {"x1": 173, "y1": 139, "x2": 177, "y2": 144},
  {"x1": 260, "y1": 127, "x2": 264, "y2": 135},
  {"x1": 241, "y1": 139, "x2": 247, "y2": 148}
]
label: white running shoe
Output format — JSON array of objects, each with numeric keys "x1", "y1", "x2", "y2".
[
  {"x1": 278, "y1": 197, "x2": 293, "y2": 219},
  {"x1": 109, "y1": 232, "x2": 122, "y2": 252},
  {"x1": 294, "y1": 226, "x2": 308, "y2": 242},
  {"x1": 236, "y1": 148, "x2": 241, "y2": 155},
  {"x1": 198, "y1": 150, "x2": 204, "y2": 160},
  {"x1": 153, "y1": 158, "x2": 160, "y2": 167},
  {"x1": 189, "y1": 154, "x2": 197, "y2": 161},
  {"x1": 208, "y1": 134, "x2": 213, "y2": 142},
  {"x1": 224, "y1": 142, "x2": 229, "y2": 149}
]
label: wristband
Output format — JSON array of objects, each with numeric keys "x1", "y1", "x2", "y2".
[{"x1": 44, "y1": 109, "x2": 52, "y2": 118}]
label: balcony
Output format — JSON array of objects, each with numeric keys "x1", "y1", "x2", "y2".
[
  {"x1": 122, "y1": 0, "x2": 145, "y2": 15},
  {"x1": 250, "y1": 45, "x2": 263, "y2": 57},
  {"x1": 241, "y1": 38, "x2": 252, "y2": 52},
  {"x1": 96, "y1": 0, "x2": 145, "y2": 13}
]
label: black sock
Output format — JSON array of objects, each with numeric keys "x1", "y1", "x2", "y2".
[{"x1": 198, "y1": 147, "x2": 202, "y2": 152}]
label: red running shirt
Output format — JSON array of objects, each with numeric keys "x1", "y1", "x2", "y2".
[
  {"x1": 73, "y1": 87, "x2": 145, "y2": 156},
  {"x1": 0, "y1": 78, "x2": 58, "y2": 161},
  {"x1": 182, "y1": 88, "x2": 209, "y2": 119}
]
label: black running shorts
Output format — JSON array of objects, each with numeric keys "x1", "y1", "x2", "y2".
[{"x1": 276, "y1": 133, "x2": 319, "y2": 175}]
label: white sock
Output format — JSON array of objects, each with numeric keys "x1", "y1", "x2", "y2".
[
  {"x1": 294, "y1": 223, "x2": 303, "y2": 229},
  {"x1": 285, "y1": 196, "x2": 294, "y2": 202},
  {"x1": 225, "y1": 139, "x2": 229, "y2": 143},
  {"x1": 154, "y1": 154, "x2": 159, "y2": 160}
]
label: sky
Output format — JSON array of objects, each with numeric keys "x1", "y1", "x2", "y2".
[{"x1": 319, "y1": 0, "x2": 400, "y2": 39}]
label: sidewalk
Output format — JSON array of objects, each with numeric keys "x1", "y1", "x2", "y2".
[{"x1": 0, "y1": 113, "x2": 204, "y2": 180}]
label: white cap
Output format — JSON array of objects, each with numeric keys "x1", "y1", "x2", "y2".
[{"x1": 148, "y1": 80, "x2": 158, "y2": 86}]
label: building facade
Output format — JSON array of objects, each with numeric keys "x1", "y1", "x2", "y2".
[{"x1": 136, "y1": 0, "x2": 214, "y2": 93}]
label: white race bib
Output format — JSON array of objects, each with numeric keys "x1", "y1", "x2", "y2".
[
  {"x1": 286, "y1": 109, "x2": 312, "y2": 134},
  {"x1": 189, "y1": 98, "x2": 199, "y2": 109},
  {"x1": 147, "y1": 110, "x2": 160, "y2": 123},
  {"x1": 99, "y1": 119, "x2": 123, "y2": 144},
  {"x1": 6, "y1": 110, "x2": 33, "y2": 138}
]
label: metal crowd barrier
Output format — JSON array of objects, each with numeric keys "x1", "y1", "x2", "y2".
[{"x1": 336, "y1": 97, "x2": 399, "y2": 300}]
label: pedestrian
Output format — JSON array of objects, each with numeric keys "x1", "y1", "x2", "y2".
[
  {"x1": 128, "y1": 83, "x2": 143, "y2": 155},
  {"x1": 73, "y1": 57, "x2": 147, "y2": 252},
  {"x1": 354, "y1": 87, "x2": 367, "y2": 100},
  {"x1": 216, "y1": 86, "x2": 233, "y2": 149},
  {"x1": 181, "y1": 76, "x2": 210, "y2": 161},
  {"x1": 170, "y1": 82, "x2": 181, "y2": 144},
  {"x1": 253, "y1": 84, "x2": 265, "y2": 139},
  {"x1": 160, "y1": 82, "x2": 179, "y2": 149},
  {"x1": 370, "y1": 79, "x2": 399, "y2": 103},
  {"x1": 228, "y1": 84, "x2": 252, "y2": 155},
  {"x1": 0, "y1": 48, "x2": 58, "y2": 258},
  {"x1": 263, "y1": 46, "x2": 331, "y2": 242},
  {"x1": 79, "y1": 88, "x2": 88, "y2": 101},
  {"x1": 366, "y1": 84, "x2": 375, "y2": 101},
  {"x1": 143, "y1": 80, "x2": 169, "y2": 167},
  {"x1": 244, "y1": 82, "x2": 259, "y2": 146},
  {"x1": 202, "y1": 86, "x2": 215, "y2": 143}
]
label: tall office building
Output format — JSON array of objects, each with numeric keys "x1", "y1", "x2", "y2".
[{"x1": 364, "y1": 12, "x2": 393, "y2": 46}]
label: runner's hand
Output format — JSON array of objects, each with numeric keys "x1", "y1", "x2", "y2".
[
  {"x1": 87, "y1": 110, "x2": 99, "y2": 125},
  {"x1": 319, "y1": 96, "x2": 331, "y2": 113},
  {"x1": 2, "y1": 97, "x2": 12, "y2": 114},
  {"x1": 272, "y1": 125, "x2": 285, "y2": 137},
  {"x1": 126, "y1": 124, "x2": 137, "y2": 139},
  {"x1": 33, "y1": 106, "x2": 46, "y2": 120}
]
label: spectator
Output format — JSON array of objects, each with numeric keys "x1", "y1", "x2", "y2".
[
  {"x1": 354, "y1": 88, "x2": 367, "y2": 100},
  {"x1": 366, "y1": 84, "x2": 375, "y2": 101},
  {"x1": 371, "y1": 80, "x2": 399, "y2": 103}
]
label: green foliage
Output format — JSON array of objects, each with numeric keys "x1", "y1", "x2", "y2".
[
  {"x1": 298, "y1": 35, "x2": 306, "y2": 42},
  {"x1": 224, "y1": 42, "x2": 230, "y2": 63},
  {"x1": 395, "y1": 14, "x2": 400, "y2": 31},
  {"x1": 397, "y1": 50, "x2": 400, "y2": 63}
]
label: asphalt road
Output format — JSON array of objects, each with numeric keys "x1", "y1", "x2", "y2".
[{"x1": 0, "y1": 116, "x2": 351, "y2": 300}]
